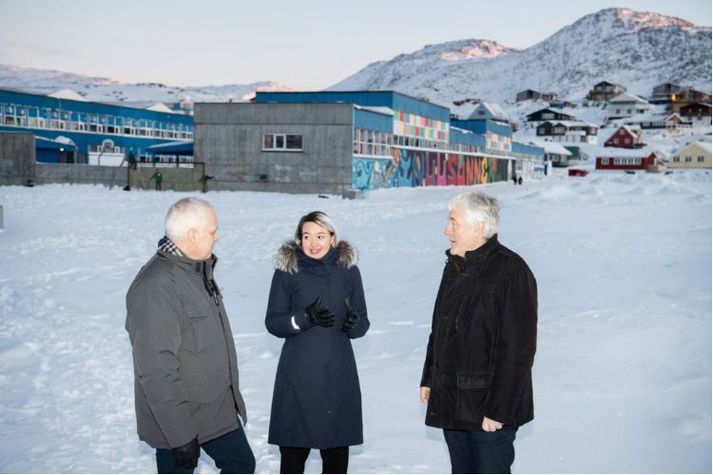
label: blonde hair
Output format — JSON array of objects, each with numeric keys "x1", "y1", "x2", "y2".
[{"x1": 294, "y1": 211, "x2": 340, "y2": 247}]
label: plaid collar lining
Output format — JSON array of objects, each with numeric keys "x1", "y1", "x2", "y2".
[{"x1": 158, "y1": 235, "x2": 183, "y2": 257}]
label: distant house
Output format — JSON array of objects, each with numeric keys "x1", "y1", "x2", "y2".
[
  {"x1": 605, "y1": 93, "x2": 652, "y2": 120},
  {"x1": 678, "y1": 102, "x2": 712, "y2": 126},
  {"x1": 671, "y1": 89, "x2": 713, "y2": 112},
  {"x1": 669, "y1": 141, "x2": 712, "y2": 169},
  {"x1": 526, "y1": 139, "x2": 572, "y2": 168},
  {"x1": 623, "y1": 112, "x2": 688, "y2": 130},
  {"x1": 516, "y1": 89, "x2": 540, "y2": 102},
  {"x1": 468, "y1": 102, "x2": 510, "y2": 124},
  {"x1": 604, "y1": 125, "x2": 645, "y2": 148},
  {"x1": 525, "y1": 107, "x2": 575, "y2": 127},
  {"x1": 536, "y1": 120, "x2": 598, "y2": 144},
  {"x1": 652, "y1": 82, "x2": 684, "y2": 100},
  {"x1": 587, "y1": 81, "x2": 627, "y2": 102},
  {"x1": 549, "y1": 100, "x2": 577, "y2": 109},
  {"x1": 595, "y1": 146, "x2": 662, "y2": 171},
  {"x1": 679, "y1": 88, "x2": 712, "y2": 104},
  {"x1": 515, "y1": 90, "x2": 559, "y2": 103}
]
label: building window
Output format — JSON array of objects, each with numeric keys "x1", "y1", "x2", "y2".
[
  {"x1": 697, "y1": 156, "x2": 704, "y2": 162},
  {"x1": 673, "y1": 157, "x2": 680, "y2": 162},
  {"x1": 685, "y1": 156, "x2": 692, "y2": 162},
  {"x1": 601, "y1": 158, "x2": 609, "y2": 165},
  {"x1": 263, "y1": 133, "x2": 303, "y2": 152}
]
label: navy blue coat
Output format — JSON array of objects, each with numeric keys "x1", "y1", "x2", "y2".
[{"x1": 265, "y1": 241, "x2": 369, "y2": 449}]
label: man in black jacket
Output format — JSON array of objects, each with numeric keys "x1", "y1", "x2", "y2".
[
  {"x1": 420, "y1": 191, "x2": 537, "y2": 474},
  {"x1": 126, "y1": 197, "x2": 255, "y2": 473}
]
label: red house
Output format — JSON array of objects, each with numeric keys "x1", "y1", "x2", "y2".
[
  {"x1": 596, "y1": 147, "x2": 660, "y2": 171},
  {"x1": 604, "y1": 125, "x2": 645, "y2": 148}
]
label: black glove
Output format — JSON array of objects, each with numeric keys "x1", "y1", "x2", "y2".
[
  {"x1": 304, "y1": 296, "x2": 335, "y2": 327},
  {"x1": 171, "y1": 437, "x2": 200, "y2": 469},
  {"x1": 342, "y1": 297, "x2": 358, "y2": 332}
]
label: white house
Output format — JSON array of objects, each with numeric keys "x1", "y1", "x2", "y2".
[{"x1": 606, "y1": 93, "x2": 652, "y2": 121}]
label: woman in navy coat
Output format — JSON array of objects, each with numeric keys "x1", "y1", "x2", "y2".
[{"x1": 266, "y1": 211, "x2": 369, "y2": 474}]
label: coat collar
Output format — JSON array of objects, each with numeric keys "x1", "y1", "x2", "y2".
[
  {"x1": 446, "y1": 234, "x2": 499, "y2": 270},
  {"x1": 158, "y1": 249, "x2": 218, "y2": 277},
  {"x1": 274, "y1": 240, "x2": 357, "y2": 274}
]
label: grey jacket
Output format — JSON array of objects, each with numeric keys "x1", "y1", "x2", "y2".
[{"x1": 125, "y1": 251, "x2": 247, "y2": 449}]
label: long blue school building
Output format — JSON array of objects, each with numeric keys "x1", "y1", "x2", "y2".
[{"x1": 0, "y1": 87, "x2": 193, "y2": 165}]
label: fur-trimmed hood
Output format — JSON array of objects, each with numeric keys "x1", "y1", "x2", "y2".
[{"x1": 273, "y1": 240, "x2": 357, "y2": 274}]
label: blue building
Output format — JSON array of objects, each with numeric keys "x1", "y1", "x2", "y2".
[
  {"x1": 251, "y1": 91, "x2": 520, "y2": 189},
  {"x1": 0, "y1": 88, "x2": 193, "y2": 164}
]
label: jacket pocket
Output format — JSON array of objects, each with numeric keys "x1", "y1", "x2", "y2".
[
  {"x1": 455, "y1": 371, "x2": 491, "y2": 423},
  {"x1": 457, "y1": 371, "x2": 491, "y2": 390},
  {"x1": 185, "y1": 309, "x2": 213, "y2": 355}
]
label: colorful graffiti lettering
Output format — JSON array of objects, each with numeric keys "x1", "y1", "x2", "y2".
[{"x1": 352, "y1": 148, "x2": 506, "y2": 191}]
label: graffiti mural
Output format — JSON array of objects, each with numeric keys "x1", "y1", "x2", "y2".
[{"x1": 352, "y1": 148, "x2": 507, "y2": 191}]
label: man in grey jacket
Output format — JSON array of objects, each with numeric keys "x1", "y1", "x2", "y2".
[{"x1": 126, "y1": 197, "x2": 255, "y2": 473}]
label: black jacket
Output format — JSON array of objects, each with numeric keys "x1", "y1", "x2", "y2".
[
  {"x1": 265, "y1": 241, "x2": 369, "y2": 449},
  {"x1": 420, "y1": 235, "x2": 537, "y2": 431}
]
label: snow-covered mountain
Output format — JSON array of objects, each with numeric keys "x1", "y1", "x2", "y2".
[
  {"x1": 329, "y1": 8, "x2": 712, "y2": 107},
  {"x1": 0, "y1": 63, "x2": 294, "y2": 105}
]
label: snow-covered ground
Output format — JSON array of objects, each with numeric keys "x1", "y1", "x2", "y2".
[{"x1": 0, "y1": 170, "x2": 710, "y2": 473}]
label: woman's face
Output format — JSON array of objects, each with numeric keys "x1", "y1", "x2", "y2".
[{"x1": 301, "y1": 221, "x2": 335, "y2": 260}]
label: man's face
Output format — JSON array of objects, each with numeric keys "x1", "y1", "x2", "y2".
[
  {"x1": 185, "y1": 209, "x2": 219, "y2": 260},
  {"x1": 444, "y1": 206, "x2": 486, "y2": 257}
]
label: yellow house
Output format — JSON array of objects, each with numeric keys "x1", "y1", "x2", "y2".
[{"x1": 669, "y1": 141, "x2": 712, "y2": 169}]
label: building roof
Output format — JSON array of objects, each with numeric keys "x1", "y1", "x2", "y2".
[
  {"x1": 47, "y1": 88, "x2": 88, "y2": 102},
  {"x1": 624, "y1": 112, "x2": 681, "y2": 123},
  {"x1": 593, "y1": 80, "x2": 626, "y2": 89},
  {"x1": 525, "y1": 139, "x2": 572, "y2": 156},
  {"x1": 526, "y1": 107, "x2": 576, "y2": 120},
  {"x1": 146, "y1": 103, "x2": 174, "y2": 113},
  {"x1": 592, "y1": 145, "x2": 662, "y2": 157},
  {"x1": 353, "y1": 104, "x2": 394, "y2": 117},
  {"x1": 468, "y1": 102, "x2": 509, "y2": 121},
  {"x1": 674, "y1": 141, "x2": 712, "y2": 156},
  {"x1": 608, "y1": 92, "x2": 650, "y2": 105}
]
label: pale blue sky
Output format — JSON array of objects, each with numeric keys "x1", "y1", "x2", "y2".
[{"x1": 0, "y1": 0, "x2": 710, "y2": 89}]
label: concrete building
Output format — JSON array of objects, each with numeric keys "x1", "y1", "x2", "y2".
[{"x1": 195, "y1": 91, "x2": 530, "y2": 196}]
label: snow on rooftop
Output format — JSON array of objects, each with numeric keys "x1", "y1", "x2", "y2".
[
  {"x1": 146, "y1": 103, "x2": 174, "y2": 113},
  {"x1": 354, "y1": 105, "x2": 394, "y2": 116},
  {"x1": 608, "y1": 92, "x2": 650, "y2": 104},
  {"x1": 525, "y1": 139, "x2": 572, "y2": 155},
  {"x1": 47, "y1": 88, "x2": 87, "y2": 102}
]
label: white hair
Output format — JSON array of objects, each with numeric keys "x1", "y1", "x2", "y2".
[
  {"x1": 449, "y1": 191, "x2": 500, "y2": 239},
  {"x1": 165, "y1": 197, "x2": 214, "y2": 242}
]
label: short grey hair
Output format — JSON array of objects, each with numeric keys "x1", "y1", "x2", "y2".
[
  {"x1": 449, "y1": 191, "x2": 500, "y2": 239},
  {"x1": 294, "y1": 211, "x2": 340, "y2": 247},
  {"x1": 165, "y1": 197, "x2": 214, "y2": 242}
]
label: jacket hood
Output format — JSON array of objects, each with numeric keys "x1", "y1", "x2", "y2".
[{"x1": 274, "y1": 240, "x2": 357, "y2": 274}]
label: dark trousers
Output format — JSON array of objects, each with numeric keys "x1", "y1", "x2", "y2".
[
  {"x1": 156, "y1": 427, "x2": 255, "y2": 474},
  {"x1": 443, "y1": 427, "x2": 517, "y2": 474},
  {"x1": 279, "y1": 446, "x2": 349, "y2": 474}
]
